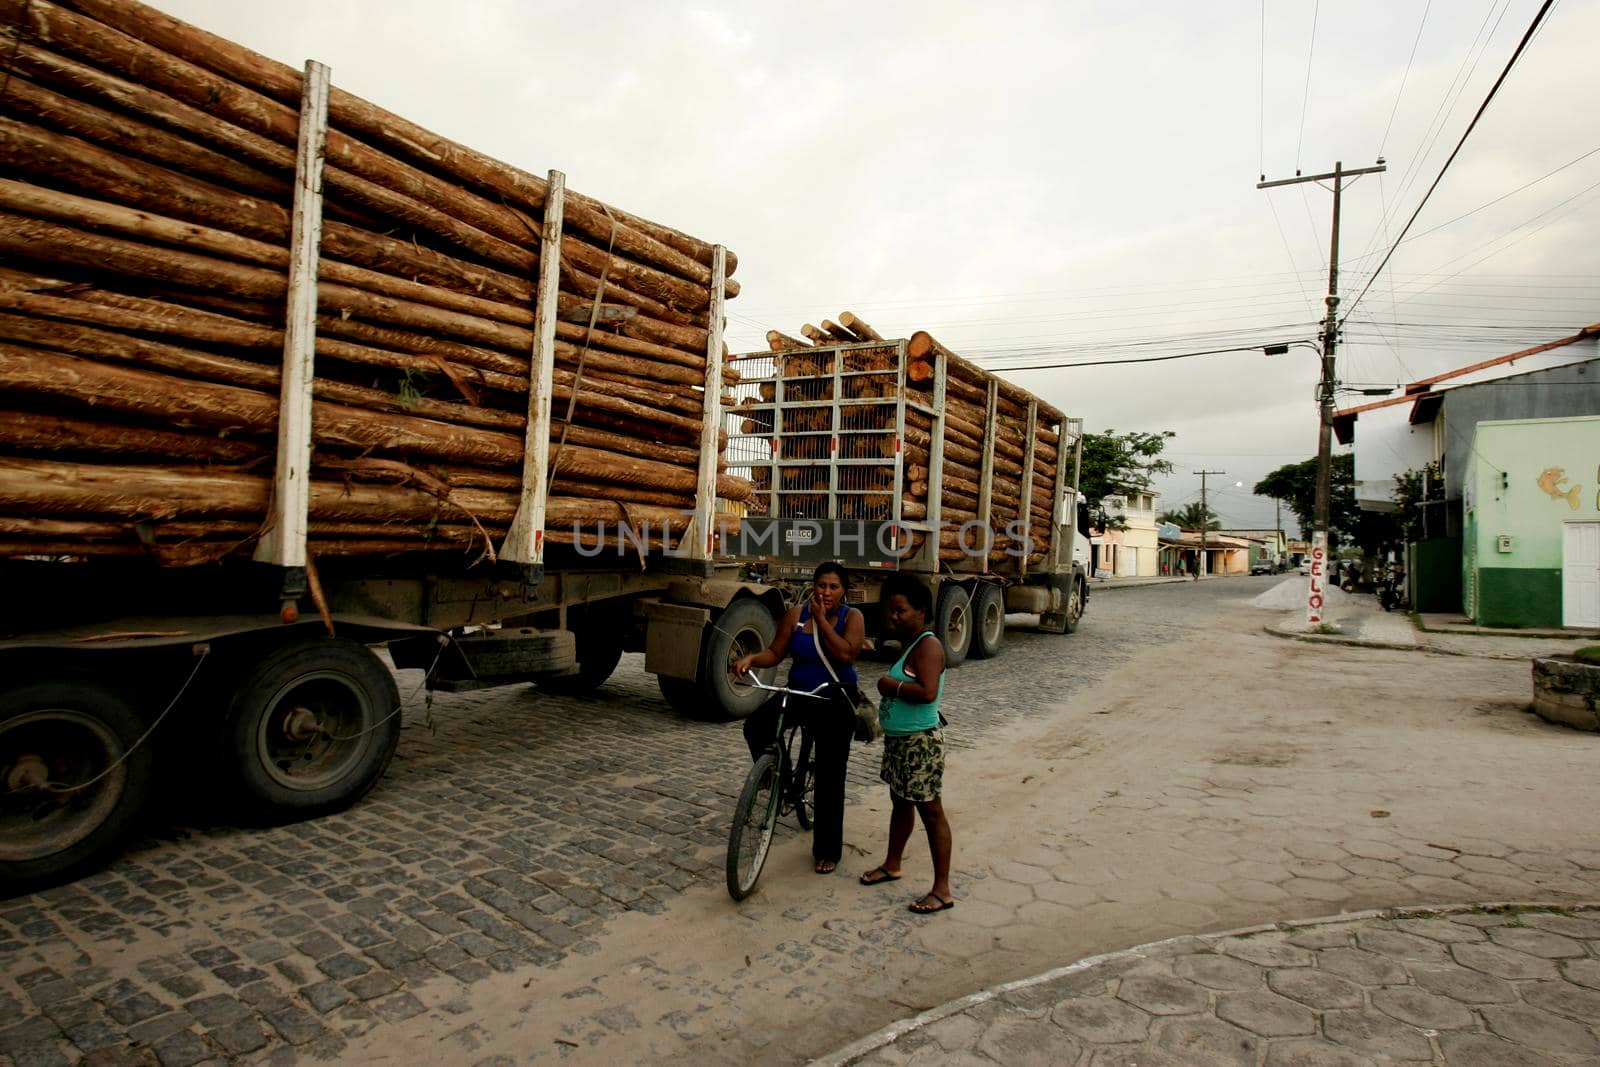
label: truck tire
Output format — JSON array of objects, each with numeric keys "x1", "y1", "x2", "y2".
[
  {"x1": 1066, "y1": 576, "x2": 1085, "y2": 634},
  {"x1": 537, "y1": 620, "x2": 624, "y2": 696},
  {"x1": 657, "y1": 674, "x2": 699, "y2": 714},
  {"x1": 0, "y1": 681, "x2": 154, "y2": 890},
  {"x1": 227, "y1": 639, "x2": 401, "y2": 818},
  {"x1": 968, "y1": 583, "x2": 1005, "y2": 660},
  {"x1": 693, "y1": 598, "x2": 778, "y2": 721},
  {"x1": 935, "y1": 584, "x2": 973, "y2": 667}
]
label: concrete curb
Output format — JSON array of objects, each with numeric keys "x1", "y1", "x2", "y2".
[
  {"x1": 810, "y1": 899, "x2": 1600, "y2": 1066},
  {"x1": 1090, "y1": 577, "x2": 1192, "y2": 591},
  {"x1": 1261, "y1": 623, "x2": 1456, "y2": 657},
  {"x1": 1261, "y1": 622, "x2": 1541, "y2": 661}
]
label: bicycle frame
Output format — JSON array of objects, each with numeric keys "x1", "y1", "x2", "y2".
[{"x1": 725, "y1": 678, "x2": 830, "y2": 900}]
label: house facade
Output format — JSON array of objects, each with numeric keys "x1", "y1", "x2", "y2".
[
  {"x1": 1091, "y1": 491, "x2": 1161, "y2": 578},
  {"x1": 1339, "y1": 339, "x2": 1600, "y2": 618},
  {"x1": 1216, "y1": 528, "x2": 1287, "y2": 569},
  {"x1": 1463, "y1": 416, "x2": 1600, "y2": 628}
]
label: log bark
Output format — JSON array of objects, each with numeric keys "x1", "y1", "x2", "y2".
[
  {"x1": 837, "y1": 311, "x2": 883, "y2": 342},
  {"x1": 2, "y1": 72, "x2": 290, "y2": 202},
  {"x1": 819, "y1": 320, "x2": 856, "y2": 344},
  {"x1": 0, "y1": 455, "x2": 704, "y2": 532},
  {"x1": 26, "y1": 0, "x2": 739, "y2": 286},
  {"x1": 907, "y1": 331, "x2": 1065, "y2": 422},
  {"x1": 766, "y1": 330, "x2": 810, "y2": 351},
  {"x1": 0, "y1": 409, "x2": 265, "y2": 462}
]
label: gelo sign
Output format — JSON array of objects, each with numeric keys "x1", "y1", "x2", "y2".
[{"x1": 1306, "y1": 537, "x2": 1327, "y2": 624}]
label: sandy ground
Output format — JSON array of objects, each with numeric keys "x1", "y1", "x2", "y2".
[{"x1": 338, "y1": 594, "x2": 1600, "y2": 1065}]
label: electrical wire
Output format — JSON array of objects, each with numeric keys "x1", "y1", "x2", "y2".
[
  {"x1": 1378, "y1": 0, "x2": 1433, "y2": 158},
  {"x1": 962, "y1": 343, "x2": 1296, "y2": 374},
  {"x1": 1350, "y1": 0, "x2": 1507, "y2": 271},
  {"x1": 1341, "y1": 0, "x2": 1558, "y2": 327},
  {"x1": 1296, "y1": 0, "x2": 1320, "y2": 170},
  {"x1": 1259, "y1": 0, "x2": 1267, "y2": 180},
  {"x1": 1390, "y1": 172, "x2": 1600, "y2": 305},
  {"x1": 1396, "y1": 145, "x2": 1600, "y2": 248}
]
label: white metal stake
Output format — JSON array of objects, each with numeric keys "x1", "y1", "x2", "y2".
[
  {"x1": 688, "y1": 246, "x2": 727, "y2": 559},
  {"x1": 254, "y1": 60, "x2": 330, "y2": 569},
  {"x1": 502, "y1": 170, "x2": 565, "y2": 566}
]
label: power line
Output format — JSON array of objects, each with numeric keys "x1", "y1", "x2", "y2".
[
  {"x1": 1351, "y1": 0, "x2": 1507, "y2": 271},
  {"x1": 1378, "y1": 0, "x2": 1433, "y2": 158},
  {"x1": 966, "y1": 343, "x2": 1292, "y2": 373},
  {"x1": 1398, "y1": 144, "x2": 1600, "y2": 247},
  {"x1": 1341, "y1": 0, "x2": 1558, "y2": 326},
  {"x1": 1295, "y1": 0, "x2": 1320, "y2": 169},
  {"x1": 1258, "y1": 0, "x2": 1267, "y2": 180}
]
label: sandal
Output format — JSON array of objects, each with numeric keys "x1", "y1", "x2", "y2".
[
  {"x1": 908, "y1": 893, "x2": 955, "y2": 914},
  {"x1": 859, "y1": 866, "x2": 901, "y2": 886},
  {"x1": 814, "y1": 860, "x2": 837, "y2": 875}
]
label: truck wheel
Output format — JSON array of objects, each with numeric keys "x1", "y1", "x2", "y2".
[
  {"x1": 228, "y1": 640, "x2": 401, "y2": 817},
  {"x1": 537, "y1": 621, "x2": 624, "y2": 696},
  {"x1": 935, "y1": 585, "x2": 973, "y2": 667},
  {"x1": 968, "y1": 584, "x2": 1005, "y2": 660},
  {"x1": 694, "y1": 598, "x2": 777, "y2": 721},
  {"x1": 1066, "y1": 576, "x2": 1085, "y2": 634},
  {"x1": 0, "y1": 682, "x2": 154, "y2": 890},
  {"x1": 657, "y1": 674, "x2": 699, "y2": 714}
]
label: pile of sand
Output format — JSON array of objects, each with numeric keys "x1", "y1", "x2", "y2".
[{"x1": 1249, "y1": 577, "x2": 1352, "y2": 610}]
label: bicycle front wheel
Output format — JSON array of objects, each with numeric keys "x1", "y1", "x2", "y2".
[{"x1": 727, "y1": 753, "x2": 781, "y2": 900}]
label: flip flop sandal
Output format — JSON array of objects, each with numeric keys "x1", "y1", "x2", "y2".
[
  {"x1": 908, "y1": 894, "x2": 956, "y2": 914},
  {"x1": 859, "y1": 866, "x2": 902, "y2": 886},
  {"x1": 814, "y1": 861, "x2": 838, "y2": 875}
]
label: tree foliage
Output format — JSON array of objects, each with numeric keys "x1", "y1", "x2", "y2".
[
  {"x1": 1079, "y1": 429, "x2": 1175, "y2": 527},
  {"x1": 1252, "y1": 453, "x2": 1395, "y2": 548},
  {"x1": 1157, "y1": 502, "x2": 1218, "y2": 529},
  {"x1": 1392, "y1": 462, "x2": 1444, "y2": 541}
]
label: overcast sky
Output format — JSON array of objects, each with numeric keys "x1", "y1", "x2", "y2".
[{"x1": 158, "y1": 0, "x2": 1600, "y2": 529}]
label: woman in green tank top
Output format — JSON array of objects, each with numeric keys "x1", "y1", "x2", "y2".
[{"x1": 858, "y1": 576, "x2": 954, "y2": 914}]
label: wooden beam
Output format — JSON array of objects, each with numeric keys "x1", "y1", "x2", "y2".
[
  {"x1": 501, "y1": 169, "x2": 565, "y2": 566},
  {"x1": 253, "y1": 60, "x2": 329, "y2": 570}
]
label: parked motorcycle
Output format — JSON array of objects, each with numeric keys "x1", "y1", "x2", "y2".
[{"x1": 1376, "y1": 563, "x2": 1407, "y2": 612}]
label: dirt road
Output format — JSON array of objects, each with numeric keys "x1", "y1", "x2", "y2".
[{"x1": 340, "y1": 587, "x2": 1600, "y2": 1064}]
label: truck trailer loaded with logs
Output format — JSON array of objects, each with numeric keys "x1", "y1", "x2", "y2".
[
  {"x1": 0, "y1": 0, "x2": 798, "y2": 888},
  {"x1": 716, "y1": 315, "x2": 1090, "y2": 667}
]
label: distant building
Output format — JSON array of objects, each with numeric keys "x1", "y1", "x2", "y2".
[
  {"x1": 1216, "y1": 528, "x2": 1287, "y2": 569},
  {"x1": 1463, "y1": 416, "x2": 1600, "y2": 628},
  {"x1": 1337, "y1": 330, "x2": 1600, "y2": 624},
  {"x1": 1091, "y1": 490, "x2": 1160, "y2": 578}
]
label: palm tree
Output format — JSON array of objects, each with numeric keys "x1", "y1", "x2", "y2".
[{"x1": 1157, "y1": 502, "x2": 1218, "y2": 530}]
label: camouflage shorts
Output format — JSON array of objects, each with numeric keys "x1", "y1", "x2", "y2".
[{"x1": 879, "y1": 729, "x2": 944, "y2": 802}]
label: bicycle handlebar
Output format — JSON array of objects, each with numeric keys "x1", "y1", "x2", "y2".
[{"x1": 739, "y1": 676, "x2": 832, "y2": 700}]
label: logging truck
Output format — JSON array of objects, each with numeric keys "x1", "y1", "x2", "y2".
[
  {"x1": 697, "y1": 320, "x2": 1090, "y2": 673},
  {"x1": 0, "y1": 1, "x2": 1083, "y2": 890},
  {"x1": 0, "y1": 0, "x2": 796, "y2": 889}
]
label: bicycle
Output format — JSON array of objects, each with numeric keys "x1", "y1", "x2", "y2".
[{"x1": 725, "y1": 677, "x2": 830, "y2": 901}]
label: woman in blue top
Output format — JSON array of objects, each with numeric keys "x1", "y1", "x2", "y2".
[
  {"x1": 734, "y1": 561, "x2": 865, "y2": 874},
  {"x1": 859, "y1": 575, "x2": 954, "y2": 914}
]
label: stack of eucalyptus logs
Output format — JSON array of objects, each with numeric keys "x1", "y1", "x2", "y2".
[
  {"x1": 741, "y1": 314, "x2": 1063, "y2": 566},
  {"x1": 0, "y1": 0, "x2": 749, "y2": 565}
]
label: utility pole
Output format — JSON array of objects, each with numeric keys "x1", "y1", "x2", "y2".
[
  {"x1": 1275, "y1": 497, "x2": 1284, "y2": 569},
  {"x1": 1196, "y1": 470, "x2": 1225, "y2": 578},
  {"x1": 1258, "y1": 160, "x2": 1384, "y2": 622}
]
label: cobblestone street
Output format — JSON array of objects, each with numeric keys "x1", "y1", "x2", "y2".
[{"x1": 2, "y1": 577, "x2": 1597, "y2": 1065}]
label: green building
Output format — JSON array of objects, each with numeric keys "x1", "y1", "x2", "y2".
[{"x1": 1463, "y1": 415, "x2": 1600, "y2": 628}]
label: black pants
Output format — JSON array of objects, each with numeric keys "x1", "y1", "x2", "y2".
[{"x1": 742, "y1": 689, "x2": 855, "y2": 865}]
